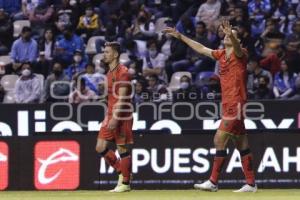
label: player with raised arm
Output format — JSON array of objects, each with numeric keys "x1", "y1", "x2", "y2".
[
  {"x1": 163, "y1": 20, "x2": 257, "y2": 192},
  {"x1": 95, "y1": 42, "x2": 133, "y2": 193}
]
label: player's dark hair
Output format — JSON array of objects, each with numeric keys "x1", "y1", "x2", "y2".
[{"x1": 105, "y1": 41, "x2": 121, "y2": 59}]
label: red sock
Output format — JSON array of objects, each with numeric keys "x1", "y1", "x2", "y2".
[
  {"x1": 209, "y1": 150, "x2": 227, "y2": 184},
  {"x1": 120, "y1": 153, "x2": 132, "y2": 184},
  {"x1": 101, "y1": 149, "x2": 120, "y2": 173},
  {"x1": 240, "y1": 149, "x2": 255, "y2": 186}
]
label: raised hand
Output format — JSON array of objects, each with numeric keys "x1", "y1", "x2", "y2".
[
  {"x1": 162, "y1": 27, "x2": 181, "y2": 39},
  {"x1": 221, "y1": 20, "x2": 233, "y2": 36}
]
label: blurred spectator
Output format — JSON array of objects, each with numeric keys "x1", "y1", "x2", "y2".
[
  {"x1": 196, "y1": 0, "x2": 221, "y2": 26},
  {"x1": 236, "y1": 23, "x2": 256, "y2": 57},
  {"x1": 28, "y1": 1, "x2": 54, "y2": 37},
  {"x1": 260, "y1": 45, "x2": 284, "y2": 76},
  {"x1": 82, "y1": 63, "x2": 104, "y2": 95},
  {"x1": 260, "y1": 18, "x2": 285, "y2": 40},
  {"x1": 126, "y1": 9, "x2": 157, "y2": 41},
  {"x1": 133, "y1": 78, "x2": 150, "y2": 104},
  {"x1": 251, "y1": 75, "x2": 273, "y2": 99},
  {"x1": 0, "y1": 0, "x2": 21, "y2": 16},
  {"x1": 0, "y1": 83, "x2": 4, "y2": 102},
  {"x1": 39, "y1": 28, "x2": 55, "y2": 61},
  {"x1": 43, "y1": 61, "x2": 70, "y2": 102},
  {"x1": 273, "y1": 60, "x2": 297, "y2": 99},
  {"x1": 99, "y1": 0, "x2": 124, "y2": 27},
  {"x1": 0, "y1": 9, "x2": 13, "y2": 55},
  {"x1": 10, "y1": 27, "x2": 38, "y2": 74},
  {"x1": 147, "y1": 74, "x2": 168, "y2": 102},
  {"x1": 14, "y1": 0, "x2": 45, "y2": 20},
  {"x1": 33, "y1": 51, "x2": 51, "y2": 78},
  {"x1": 142, "y1": 40, "x2": 167, "y2": 83},
  {"x1": 286, "y1": 19, "x2": 300, "y2": 43},
  {"x1": 173, "y1": 75, "x2": 199, "y2": 102},
  {"x1": 69, "y1": 78, "x2": 96, "y2": 103},
  {"x1": 164, "y1": 38, "x2": 188, "y2": 82},
  {"x1": 77, "y1": 6, "x2": 100, "y2": 38},
  {"x1": 248, "y1": 0, "x2": 271, "y2": 17},
  {"x1": 64, "y1": 49, "x2": 87, "y2": 80},
  {"x1": 289, "y1": 75, "x2": 300, "y2": 100},
  {"x1": 14, "y1": 62, "x2": 42, "y2": 103},
  {"x1": 285, "y1": 9, "x2": 298, "y2": 35},
  {"x1": 247, "y1": 57, "x2": 273, "y2": 95},
  {"x1": 55, "y1": 0, "x2": 80, "y2": 31},
  {"x1": 54, "y1": 26, "x2": 85, "y2": 66},
  {"x1": 176, "y1": 14, "x2": 196, "y2": 37}
]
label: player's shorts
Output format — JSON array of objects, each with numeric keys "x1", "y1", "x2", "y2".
[
  {"x1": 218, "y1": 102, "x2": 245, "y2": 135},
  {"x1": 98, "y1": 115, "x2": 133, "y2": 145}
]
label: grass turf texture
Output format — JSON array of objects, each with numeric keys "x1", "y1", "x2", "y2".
[{"x1": 0, "y1": 190, "x2": 299, "y2": 200}]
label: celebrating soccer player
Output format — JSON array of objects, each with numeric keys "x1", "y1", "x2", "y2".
[
  {"x1": 163, "y1": 20, "x2": 257, "y2": 192},
  {"x1": 95, "y1": 42, "x2": 133, "y2": 193}
]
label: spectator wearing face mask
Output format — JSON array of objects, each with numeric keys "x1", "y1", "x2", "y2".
[
  {"x1": 10, "y1": 27, "x2": 38, "y2": 74},
  {"x1": 64, "y1": 49, "x2": 87, "y2": 80},
  {"x1": 43, "y1": 61, "x2": 70, "y2": 102},
  {"x1": 82, "y1": 63, "x2": 104, "y2": 95},
  {"x1": 54, "y1": 26, "x2": 85, "y2": 66},
  {"x1": 173, "y1": 75, "x2": 199, "y2": 102},
  {"x1": 69, "y1": 78, "x2": 96, "y2": 103},
  {"x1": 142, "y1": 40, "x2": 167, "y2": 83},
  {"x1": 252, "y1": 75, "x2": 273, "y2": 99},
  {"x1": 14, "y1": 62, "x2": 42, "y2": 103}
]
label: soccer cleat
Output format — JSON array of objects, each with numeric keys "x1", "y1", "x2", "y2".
[
  {"x1": 109, "y1": 174, "x2": 123, "y2": 192},
  {"x1": 194, "y1": 180, "x2": 218, "y2": 192},
  {"x1": 233, "y1": 184, "x2": 257, "y2": 193},
  {"x1": 109, "y1": 184, "x2": 131, "y2": 193}
]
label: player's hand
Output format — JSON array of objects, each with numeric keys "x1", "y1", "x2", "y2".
[
  {"x1": 221, "y1": 20, "x2": 233, "y2": 36},
  {"x1": 162, "y1": 27, "x2": 181, "y2": 39},
  {"x1": 108, "y1": 118, "x2": 118, "y2": 131}
]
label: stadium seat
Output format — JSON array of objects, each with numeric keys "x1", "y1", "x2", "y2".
[
  {"x1": 3, "y1": 91, "x2": 16, "y2": 103},
  {"x1": 0, "y1": 74, "x2": 19, "y2": 91},
  {"x1": 13, "y1": 20, "x2": 30, "y2": 38},
  {"x1": 168, "y1": 71, "x2": 192, "y2": 91},
  {"x1": 34, "y1": 73, "x2": 45, "y2": 103},
  {"x1": 86, "y1": 36, "x2": 105, "y2": 55},
  {"x1": 0, "y1": 55, "x2": 12, "y2": 74},
  {"x1": 92, "y1": 53, "x2": 104, "y2": 65}
]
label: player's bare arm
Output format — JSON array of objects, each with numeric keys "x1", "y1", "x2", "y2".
[
  {"x1": 108, "y1": 86, "x2": 128, "y2": 131},
  {"x1": 221, "y1": 20, "x2": 244, "y2": 58},
  {"x1": 163, "y1": 27, "x2": 215, "y2": 60}
]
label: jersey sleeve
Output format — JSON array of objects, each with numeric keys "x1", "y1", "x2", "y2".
[{"x1": 211, "y1": 50, "x2": 223, "y2": 60}]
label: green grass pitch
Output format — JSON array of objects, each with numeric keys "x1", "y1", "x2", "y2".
[{"x1": 0, "y1": 190, "x2": 299, "y2": 200}]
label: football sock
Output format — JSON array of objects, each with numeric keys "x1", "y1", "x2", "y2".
[
  {"x1": 100, "y1": 148, "x2": 121, "y2": 173},
  {"x1": 120, "y1": 152, "x2": 132, "y2": 185},
  {"x1": 240, "y1": 148, "x2": 255, "y2": 186},
  {"x1": 209, "y1": 150, "x2": 227, "y2": 184}
]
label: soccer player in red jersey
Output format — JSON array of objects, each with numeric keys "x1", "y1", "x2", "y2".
[
  {"x1": 95, "y1": 42, "x2": 133, "y2": 192},
  {"x1": 164, "y1": 20, "x2": 257, "y2": 192}
]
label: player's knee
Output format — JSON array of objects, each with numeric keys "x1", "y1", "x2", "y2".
[
  {"x1": 117, "y1": 145, "x2": 129, "y2": 154},
  {"x1": 95, "y1": 142, "x2": 106, "y2": 153}
]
